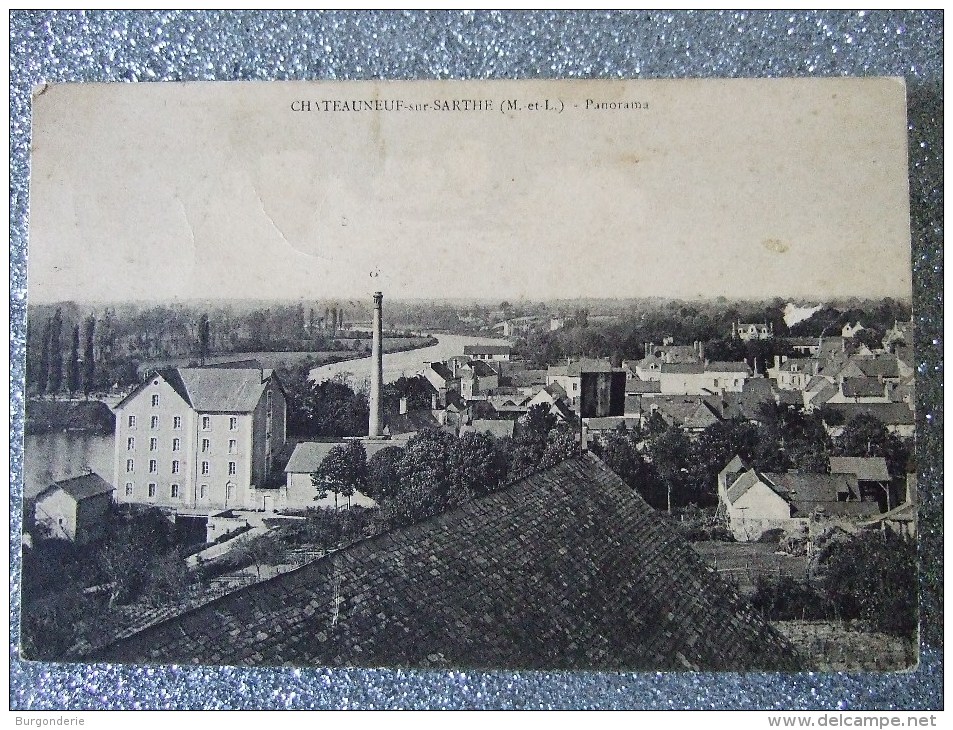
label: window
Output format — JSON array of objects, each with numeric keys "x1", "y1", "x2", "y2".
[
  {"x1": 150, "y1": 415, "x2": 159, "y2": 429},
  {"x1": 124, "y1": 482, "x2": 133, "y2": 497},
  {"x1": 128, "y1": 415, "x2": 136, "y2": 428},
  {"x1": 226, "y1": 483, "x2": 236, "y2": 501},
  {"x1": 202, "y1": 416, "x2": 211, "y2": 430},
  {"x1": 150, "y1": 437, "x2": 158, "y2": 451},
  {"x1": 148, "y1": 483, "x2": 157, "y2": 498},
  {"x1": 127, "y1": 437, "x2": 135, "y2": 450},
  {"x1": 201, "y1": 461, "x2": 210, "y2": 475},
  {"x1": 172, "y1": 438, "x2": 181, "y2": 452},
  {"x1": 173, "y1": 416, "x2": 182, "y2": 429},
  {"x1": 229, "y1": 416, "x2": 238, "y2": 431},
  {"x1": 228, "y1": 461, "x2": 237, "y2": 476},
  {"x1": 199, "y1": 484, "x2": 208, "y2": 499},
  {"x1": 202, "y1": 438, "x2": 210, "y2": 453},
  {"x1": 170, "y1": 483, "x2": 180, "y2": 499},
  {"x1": 228, "y1": 439, "x2": 237, "y2": 454},
  {"x1": 151, "y1": 394, "x2": 159, "y2": 407},
  {"x1": 171, "y1": 460, "x2": 180, "y2": 474},
  {"x1": 149, "y1": 459, "x2": 157, "y2": 474},
  {"x1": 126, "y1": 459, "x2": 134, "y2": 473}
]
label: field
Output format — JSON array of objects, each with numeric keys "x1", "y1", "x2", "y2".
[
  {"x1": 690, "y1": 540, "x2": 810, "y2": 596},
  {"x1": 137, "y1": 337, "x2": 435, "y2": 374}
]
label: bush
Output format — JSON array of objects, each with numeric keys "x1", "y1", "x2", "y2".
[
  {"x1": 818, "y1": 531, "x2": 917, "y2": 636},
  {"x1": 751, "y1": 576, "x2": 833, "y2": 621},
  {"x1": 757, "y1": 528, "x2": 786, "y2": 545}
]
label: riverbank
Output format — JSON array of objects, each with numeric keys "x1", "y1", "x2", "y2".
[
  {"x1": 136, "y1": 336, "x2": 438, "y2": 375},
  {"x1": 310, "y1": 333, "x2": 511, "y2": 385},
  {"x1": 25, "y1": 399, "x2": 115, "y2": 435}
]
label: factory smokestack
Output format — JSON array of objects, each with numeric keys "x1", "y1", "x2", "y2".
[{"x1": 368, "y1": 291, "x2": 384, "y2": 437}]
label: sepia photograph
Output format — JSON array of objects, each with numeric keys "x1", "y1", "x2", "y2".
[{"x1": 21, "y1": 78, "x2": 917, "y2": 671}]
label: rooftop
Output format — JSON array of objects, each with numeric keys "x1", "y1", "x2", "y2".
[
  {"x1": 463, "y1": 344, "x2": 512, "y2": 355},
  {"x1": 829, "y1": 456, "x2": 891, "y2": 482},
  {"x1": 117, "y1": 367, "x2": 275, "y2": 413},
  {"x1": 89, "y1": 454, "x2": 797, "y2": 671},
  {"x1": 36, "y1": 472, "x2": 114, "y2": 503},
  {"x1": 284, "y1": 437, "x2": 411, "y2": 474}
]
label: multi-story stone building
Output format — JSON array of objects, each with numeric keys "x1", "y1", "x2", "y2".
[{"x1": 112, "y1": 365, "x2": 286, "y2": 513}]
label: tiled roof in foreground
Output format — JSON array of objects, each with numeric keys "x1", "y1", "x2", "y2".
[{"x1": 90, "y1": 454, "x2": 798, "y2": 671}]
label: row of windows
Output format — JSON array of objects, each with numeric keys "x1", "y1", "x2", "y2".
[
  {"x1": 126, "y1": 415, "x2": 239, "y2": 430},
  {"x1": 126, "y1": 437, "x2": 238, "y2": 453},
  {"x1": 125, "y1": 459, "x2": 238, "y2": 475},
  {"x1": 123, "y1": 482, "x2": 237, "y2": 500}
]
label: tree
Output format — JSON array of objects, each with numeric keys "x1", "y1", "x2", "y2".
[
  {"x1": 539, "y1": 422, "x2": 579, "y2": 470},
  {"x1": 591, "y1": 429, "x2": 665, "y2": 507},
  {"x1": 646, "y1": 425, "x2": 693, "y2": 512},
  {"x1": 82, "y1": 315, "x2": 95, "y2": 398},
  {"x1": 312, "y1": 440, "x2": 368, "y2": 510},
  {"x1": 506, "y1": 404, "x2": 558, "y2": 481},
  {"x1": 818, "y1": 532, "x2": 917, "y2": 636},
  {"x1": 197, "y1": 314, "x2": 211, "y2": 365},
  {"x1": 47, "y1": 308, "x2": 64, "y2": 394},
  {"x1": 365, "y1": 446, "x2": 404, "y2": 504},
  {"x1": 67, "y1": 325, "x2": 81, "y2": 395},
  {"x1": 389, "y1": 429, "x2": 457, "y2": 526},
  {"x1": 233, "y1": 533, "x2": 284, "y2": 580},
  {"x1": 448, "y1": 431, "x2": 508, "y2": 502}
]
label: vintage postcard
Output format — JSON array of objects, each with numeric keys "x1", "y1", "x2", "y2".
[{"x1": 21, "y1": 79, "x2": 916, "y2": 671}]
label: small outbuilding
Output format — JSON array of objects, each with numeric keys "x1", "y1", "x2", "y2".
[{"x1": 33, "y1": 472, "x2": 114, "y2": 545}]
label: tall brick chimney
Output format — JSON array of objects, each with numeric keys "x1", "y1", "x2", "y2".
[{"x1": 368, "y1": 291, "x2": 384, "y2": 437}]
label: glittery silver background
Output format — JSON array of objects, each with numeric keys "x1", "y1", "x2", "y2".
[{"x1": 9, "y1": 10, "x2": 943, "y2": 710}]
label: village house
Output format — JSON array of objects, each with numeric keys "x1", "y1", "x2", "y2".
[
  {"x1": 718, "y1": 456, "x2": 881, "y2": 542},
  {"x1": 732, "y1": 321, "x2": 774, "y2": 341},
  {"x1": 821, "y1": 402, "x2": 916, "y2": 438},
  {"x1": 421, "y1": 361, "x2": 457, "y2": 407},
  {"x1": 882, "y1": 319, "x2": 914, "y2": 351},
  {"x1": 463, "y1": 344, "x2": 512, "y2": 362},
  {"x1": 112, "y1": 365, "x2": 287, "y2": 514},
  {"x1": 841, "y1": 321, "x2": 865, "y2": 338},
  {"x1": 33, "y1": 472, "x2": 114, "y2": 545},
  {"x1": 546, "y1": 359, "x2": 625, "y2": 417},
  {"x1": 458, "y1": 360, "x2": 500, "y2": 400},
  {"x1": 627, "y1": 395, "x2": 722, "y2": 432},
  {"x1": 458, "y1": 419, "x2": 515, "y2": 439},
  {"x1": 829, "y1": 456, "x2": 893, "y2": 510},
  {"x1": 282, "y1": 437, "x2": 411, "y2": 510},
  {"x1": 768, "y1": 356, "x2": 820, "y2": 390}
]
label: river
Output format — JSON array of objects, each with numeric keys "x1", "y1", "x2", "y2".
[
  {"x1": 21, "y1": 431, "x2": 114, "y2": 500},
  {"x1": 309, "y1": 333, "x2": 511, "y2": 385}
]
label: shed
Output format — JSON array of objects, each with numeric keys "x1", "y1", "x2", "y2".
[{"x1": 34, "y1": 472, "x2": 114, "y2": 545}]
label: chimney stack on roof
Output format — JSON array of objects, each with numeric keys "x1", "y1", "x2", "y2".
[{"x1": 368, "y1": 292, "x2": 384, "y2": 437}]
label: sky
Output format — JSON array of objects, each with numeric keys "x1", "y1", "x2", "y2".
[{"x1": 27, "y1": 78, "x2": 913, "y2": 304}]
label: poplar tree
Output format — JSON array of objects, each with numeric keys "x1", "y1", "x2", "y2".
[
  {"x1": 68, "y1": 325, "x2": 81, "y2": 395},
  {"x1": 47, "y1": 308, "x2": 64, "y2": 394},
  {"x1": 82, "y1": 315, "x2": 95, "y2": 398}
]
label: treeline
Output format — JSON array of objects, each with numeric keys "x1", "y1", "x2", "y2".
[
  {"x1": 592, "y1": 405, "x2": 913, "y2": 511},
  {"x1": 24, "y1": 301, "x2": 381, "y2": 395},
  {"x1": 311, "y1": 405, "x2": 579, "y2": 525},
  {"x1": 515, "y1": 297, "x2": 911, "y2": 368}
]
